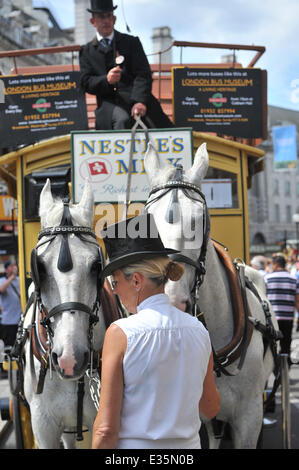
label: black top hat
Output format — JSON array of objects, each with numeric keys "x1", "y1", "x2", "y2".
[
  {"x1": 101, "y1": 213, "x2": 179, "y2": 278},
  {"x1": 87, "y1": 0, "x2": 117, "y2": 13}
]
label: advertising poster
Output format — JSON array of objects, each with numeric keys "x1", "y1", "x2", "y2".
[
  {"x1": 272, "y1": 125, "x2": 298, "y2": 169},
  {"x1": 0, "y1": 72, "x2": 88, "y2": 148},
  {"x1": 71, "y1": 128, "x2": 193, "y2": 204},
  {"x1": 172, "y1": 68, "x2": 267, "y2": 138}
]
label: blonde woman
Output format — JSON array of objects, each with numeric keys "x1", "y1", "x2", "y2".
[{"x1": 92, "y1": 214, "x2": 220, "y2": 449}]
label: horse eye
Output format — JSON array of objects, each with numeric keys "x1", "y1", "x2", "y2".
[{"x1": 90, "y1": 260, "x2": 100, "y2": 274}]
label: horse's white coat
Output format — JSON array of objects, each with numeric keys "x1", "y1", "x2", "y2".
[
  {"x1": 24, "y1": 179, "x2": 106, "y2": 448},
  {"x1": 144, "y1": 143, "x2": 279, "y2": 449}
]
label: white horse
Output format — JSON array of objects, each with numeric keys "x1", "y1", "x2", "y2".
[
  {"x1": 22, "y1": 179, "x2": 108, "y2": 449},
  {"x1": 144, "y1": 143, "x2": 280, "y2": 449}
]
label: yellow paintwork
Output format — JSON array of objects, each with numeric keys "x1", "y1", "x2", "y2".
[{"x1": 2, "y1": 360, "x2": 18, "y2": 371}]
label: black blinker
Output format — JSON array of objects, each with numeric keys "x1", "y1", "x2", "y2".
[
  {"x1": 165, "y1": 164, "x2": 183, "y2": 224},
  {"x1": 57, "y1": 198, "x2": 73, "y2": 273},
  {"x1": 31, "y1": 248, "x2": 40, "y2": 289}
]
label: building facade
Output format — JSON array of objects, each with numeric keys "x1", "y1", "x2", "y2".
[
  {"x1": 74, "y1": 0, "x2": 94, "y2": 45},
  {"x1": 248, "y1": 105, "x2": 299, "y2": 256},
  {"x1": 0, "y1": 0, "x2": 74, "y2": 75}
]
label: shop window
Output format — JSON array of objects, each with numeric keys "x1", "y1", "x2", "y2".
[
  {"x1": 274, "y1": 204, "x2": 280, "y2": 223},
  {"x1": 285, "y1": 180, "x2": 291, "y2": 197}
]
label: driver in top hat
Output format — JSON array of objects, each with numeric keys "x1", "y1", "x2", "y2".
[{"x1": 80, "y1": 0, "x2": 174, "y2": 130}]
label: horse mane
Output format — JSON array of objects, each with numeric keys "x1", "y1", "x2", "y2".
[
  {"x1": 153, "y1": 164, "x2": 182, "y2": 185},
  {"x1": 39, "y1": 197, "x2": 93, "y2": 229}
]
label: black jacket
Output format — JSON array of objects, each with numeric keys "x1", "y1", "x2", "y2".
[{"x1": 79, "y1": 30, "x2": 173, "y2": 129}]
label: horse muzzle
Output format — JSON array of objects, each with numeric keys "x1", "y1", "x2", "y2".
[{"x1": 52, "y1": 346, "x2": 89, "y2": 380}]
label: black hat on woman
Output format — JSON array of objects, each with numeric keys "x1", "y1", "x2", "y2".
[
  {"x1": 87, "y1": 0, "x2": 117, "y2": 13},
  {"x1": 101, "y1": 213, "x2": 179, "y2": 278}
]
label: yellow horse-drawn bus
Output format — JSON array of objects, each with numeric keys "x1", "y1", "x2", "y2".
[
  {"x1": 0, "y1": 44, "x2": 265, "y2": 449},
  {"x1": 0, "y1": 129, "x2": 264, "y2": 449}
]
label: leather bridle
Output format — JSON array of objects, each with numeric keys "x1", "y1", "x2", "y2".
[
  {"x1": 30, "y1": 199, "x2": 105, "y2": 380},
  {"x1": 144, "y1": 170, "x2": 210, "y2": 317}
]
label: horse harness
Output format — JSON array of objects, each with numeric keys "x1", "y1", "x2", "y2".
[
  {"x1": 144, "y1": 171, "x2": 282, "y2": 380},
  {"x1": 144, "y1": 164, "x2": 210, "y2": 315},
  {"x1": 12, "y1": 198, "x2": 106, "y2": 441}
]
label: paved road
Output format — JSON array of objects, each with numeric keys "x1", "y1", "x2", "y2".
[
  {"x1": 1, "y1": 326, "x2": 299, "y2": 450},
  {"x1": 262, "y1": 328, "x2": 299, "y2": 449}
]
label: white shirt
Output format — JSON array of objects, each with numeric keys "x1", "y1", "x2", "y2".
[
  {"x1": 96, "y1": 31, "x2": 114, "y2": 44},
  {"x1": 113, "y1": 294, "x2": 211, "y2": 449}
]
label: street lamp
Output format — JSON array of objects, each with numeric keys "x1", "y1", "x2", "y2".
[{"x1": 293, "y1": 213, "x2": 299, "y2": 255}]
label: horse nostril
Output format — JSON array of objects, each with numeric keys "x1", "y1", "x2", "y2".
[
  {"x1": 73, "y1": 350, "x2": 89, "y2": 377},
  {"x1": 52, "y1": 352, "x2": 58, "y2": 367}
]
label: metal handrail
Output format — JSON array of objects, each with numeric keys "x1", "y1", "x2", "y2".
[
  {"x1": 147, "y1": 40, "x2": 265, "y2": 101},
  {"x1": 0, "y1": 40, "x2": 265, "y2": 102},
  {"x1": 280, "y1": 354, "x2": 291, "y2": 449},
  {"x1": 0, "y1": 45, "x2": 81, "y2": 74}
]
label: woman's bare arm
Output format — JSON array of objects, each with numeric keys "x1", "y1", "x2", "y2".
[
  {"x1": 199, "y1": 352, "x2": 220, "y2": 419},
  {"x1": 92, "y1": 324, "x2": 126, "y2": 449}
]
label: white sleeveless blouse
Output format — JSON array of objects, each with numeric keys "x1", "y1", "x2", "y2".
[{"x1": 113, "y1": 294, "x2": 211, "y2": 449}]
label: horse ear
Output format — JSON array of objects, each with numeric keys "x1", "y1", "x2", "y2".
[
  {"x1": 39, "y1": 178, "x2": 54, "y2": 218},
  {"x1": 186, "y1": 142, "x2": 209, "y2": 185},
  {"x1": 144, "y1": 142, "x2": 161, "y2": 186},
  {"x1": 76, "y1": 179, "x2": 94, "y2": 227}
]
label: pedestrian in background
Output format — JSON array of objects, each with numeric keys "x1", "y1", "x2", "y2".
[
  {"x1": 265, "y1": 255, "x2": 299, "y2": 366},
  {"x1": 0, "y1": 260, "x2": 21, "y2": 349},
  {"x1": 250, "y1": 255, "x2": 267, "y2": 276}
]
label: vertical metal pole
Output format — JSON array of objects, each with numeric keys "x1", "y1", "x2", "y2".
[
  {"x1": 280, "y1": 354, "x2": 291, "y2": 449},
  {"x1": 13, "y1": 56, "x2": 18, "y2": 74},
  {"x1": 158, "y1": 52, "x2": 162, "y2": 102}
]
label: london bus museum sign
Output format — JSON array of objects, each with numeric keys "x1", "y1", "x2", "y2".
[
  {"x1": 71, "y1": 128, "x2": 193, "y2": 204},
  {"x1": 0, "y1": 72, "x2": 88, "y2": 148},
  {"x1": 172, "y1": 68, "x2": 267, "y2": 139}
]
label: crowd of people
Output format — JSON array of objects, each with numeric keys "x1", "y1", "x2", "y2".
[
  {"x1": 251, "y1": 252, "x2": 299, "y2": 278},
  {"x1": 250, "y1": 250, "x2": 299, "y2": 367}
]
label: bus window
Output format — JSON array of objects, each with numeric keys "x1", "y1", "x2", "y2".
[{"x1": 202, "y1": 167, "x2": 239, "y2": 209}]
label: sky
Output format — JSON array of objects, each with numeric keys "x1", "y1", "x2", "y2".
[{"x1": 33, "y1": 0, "x2": 299, "y2": 112}]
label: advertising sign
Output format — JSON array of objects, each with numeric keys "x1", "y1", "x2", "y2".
[
  {"x1": 0, "y1": 72, "x2": 88, "y2": 148},
  {"x1": 172, "y1": 67, "x2": 267, "y2": 138},
  {"x1": 71, "y1": 128, "x2": 193, "y2": 203},
  {"x1": 272, "y1": 125, "x2": 298, "y2": 169}
]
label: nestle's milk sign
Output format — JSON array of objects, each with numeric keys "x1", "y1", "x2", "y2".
[{"x1": 71, "y1": 129, "x2": 193, "y2": 203}]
